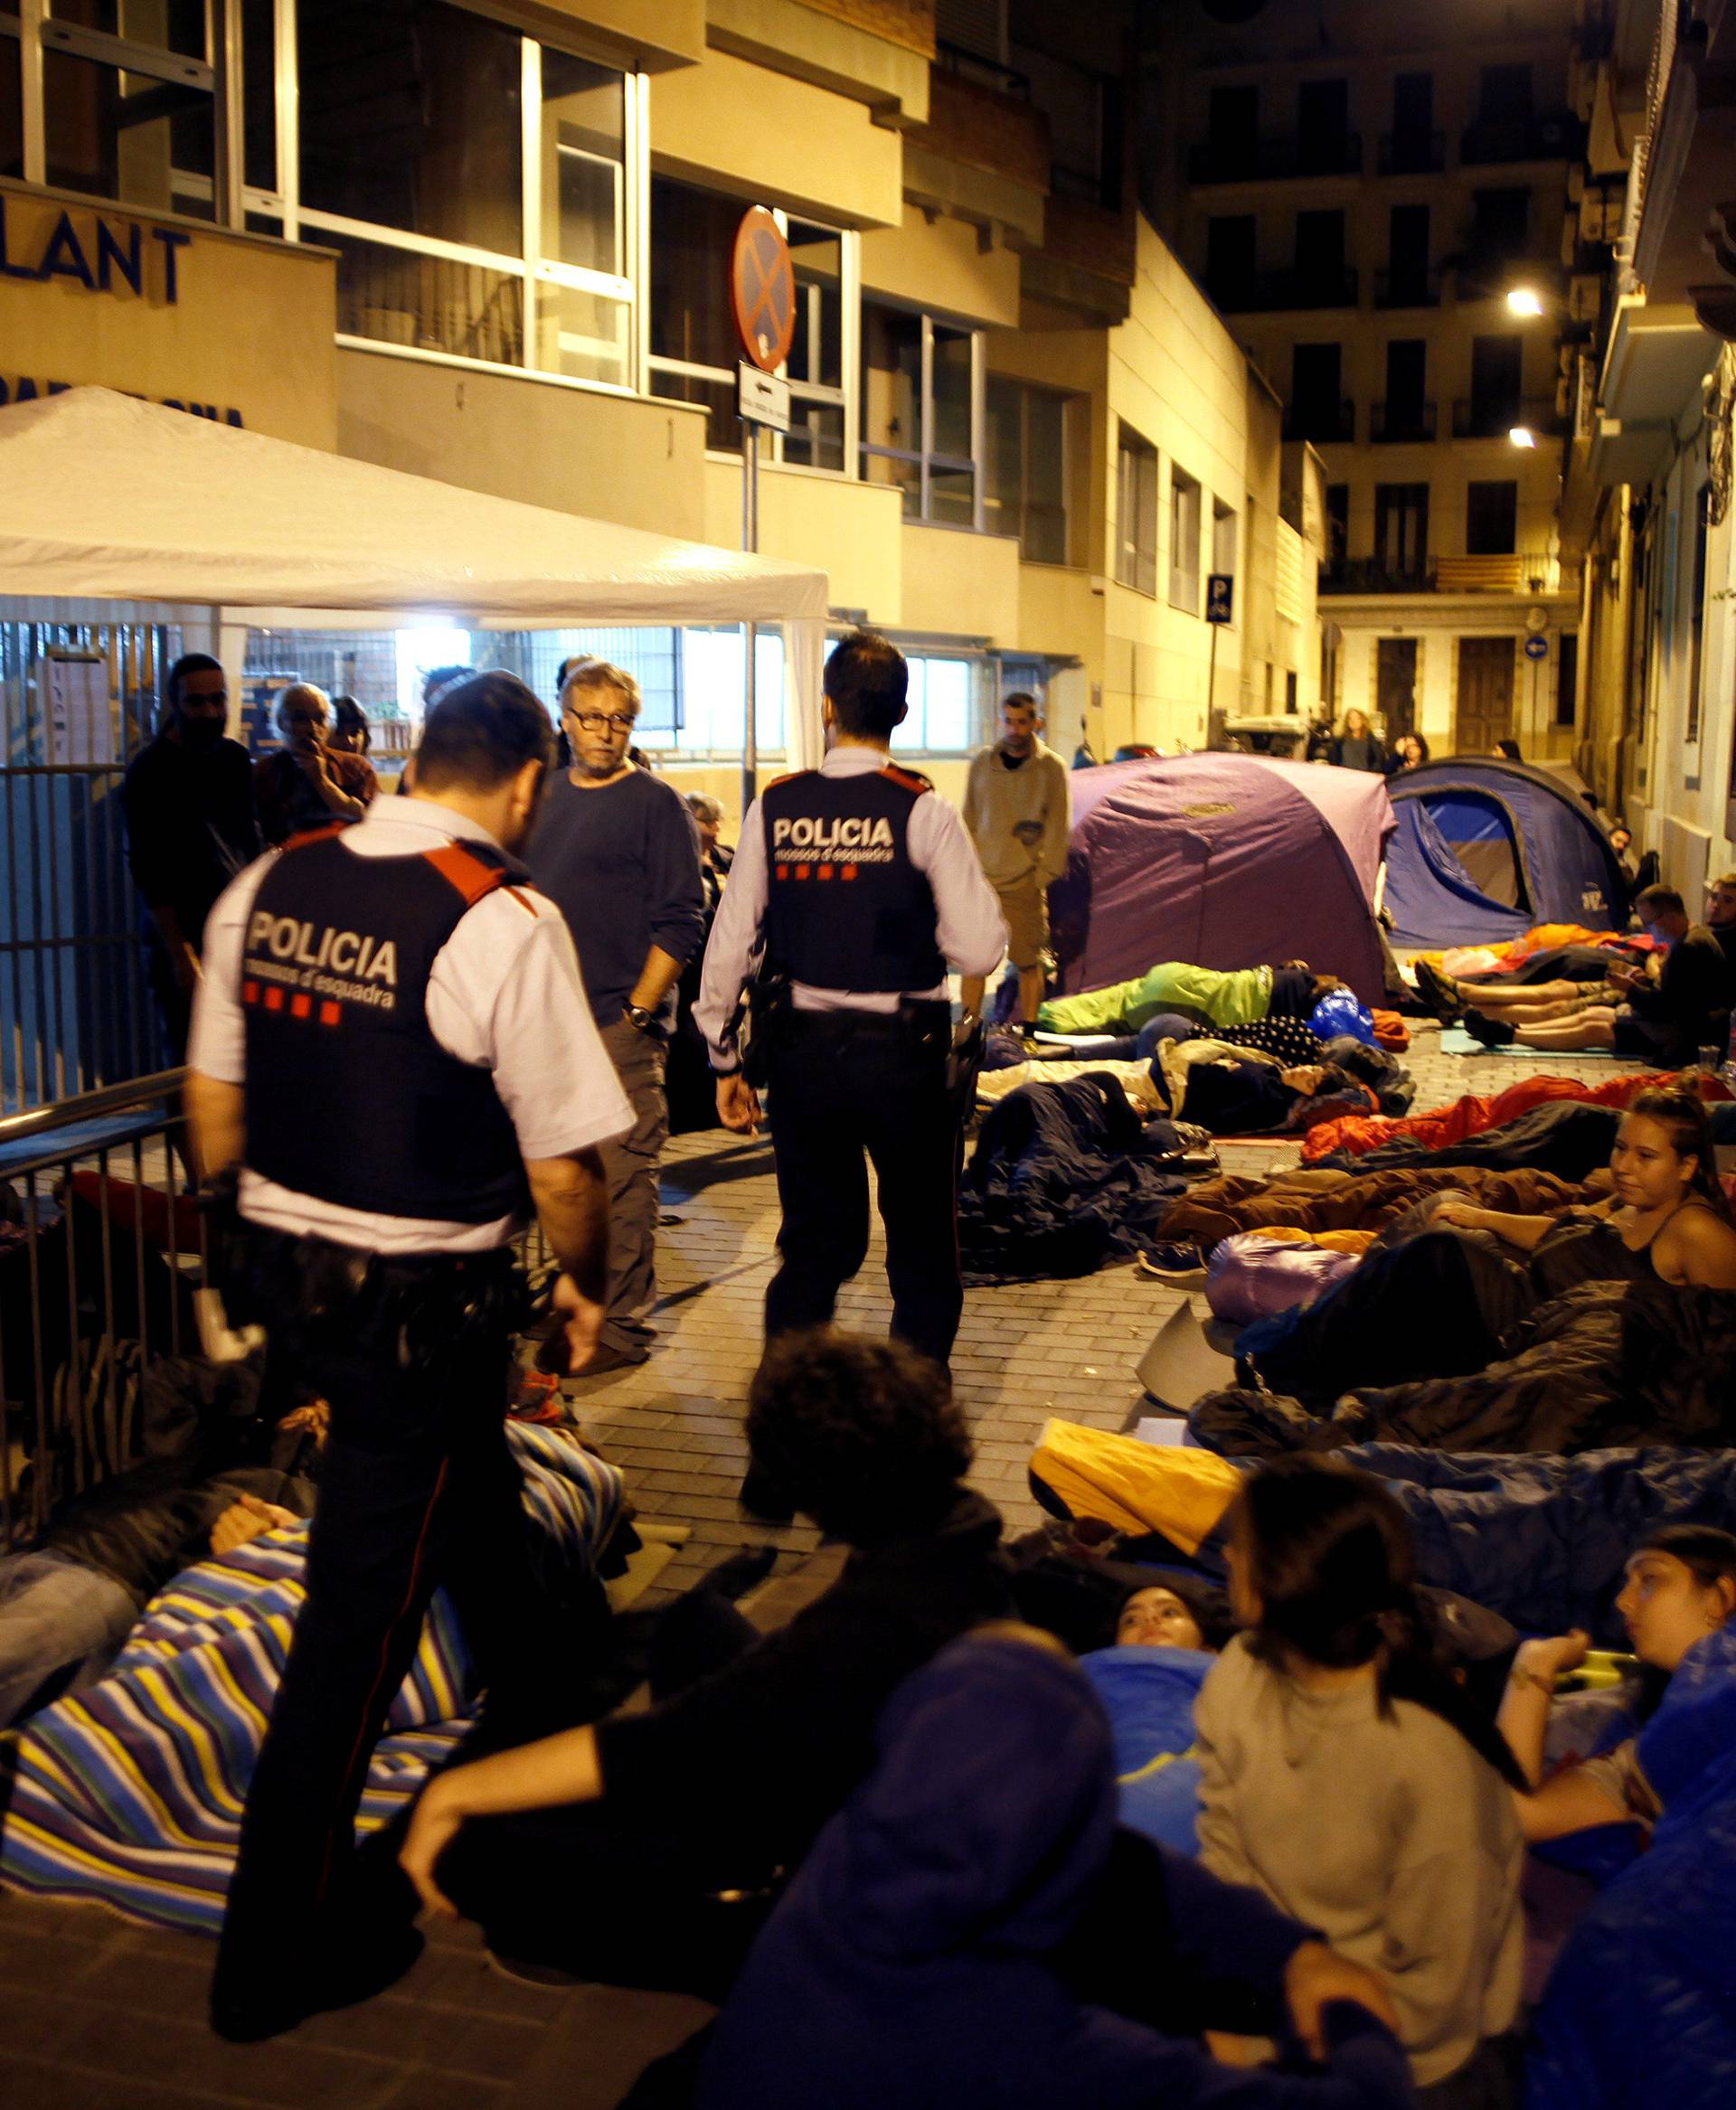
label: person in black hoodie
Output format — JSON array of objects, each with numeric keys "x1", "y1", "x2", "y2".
[
  {"x1": 693, "y1": 1629, "x2": 1412, "y2": 2110},
  {"x1": 398, "y1": 1331, "x2": 1015, "y2": 1995}
]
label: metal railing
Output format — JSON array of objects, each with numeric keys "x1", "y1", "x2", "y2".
[
  {"x1": 1372, "y1": 399, "x2": 1439, "y2": 442},
  {"x1": 1373, "y1": 266, "x2": 1443, "y2": 308},
  {"x1": 1451, "y1": 394, "x2": 1563, "y2": 438},
  {"x1": 1460, "y1": 111, "x2": 1586, "y2": 165},
  {"x1": 1187, "y1": 131, "x2": 1363, "y2": 183},
  {"x1": 1378, "y1": 129, "x2": 1445, "y2": 174},
  {"x1": 1283, "y1": 398, "x2": 1356, "y2": 444},
  {"x1": 1212, "y1": 268, "x2": 1359, "y2": 314},
  {"x1": 0, "y1": 1069, "x2": 200, "y2": 1549}
]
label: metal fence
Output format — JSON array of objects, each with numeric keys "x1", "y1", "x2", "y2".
[
  {"x1": 0, "y1": 1069, "x2": 201, "y2": 1550},
  {"x1": 1, "y1": 618, "x2": 182, "y2": 1114}
]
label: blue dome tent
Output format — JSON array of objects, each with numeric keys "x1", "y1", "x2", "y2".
[{"x1": 1383, "y1": 757, "x2": 1629, "y2": 949}]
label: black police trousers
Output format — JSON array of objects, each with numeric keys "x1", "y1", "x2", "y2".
[
  {"x1": 763, "y1": 1007, "x2": 964, "y2": 1371},
  {"x1": 212, "y1": 1230, "x2": 576, "y2": 2021}
]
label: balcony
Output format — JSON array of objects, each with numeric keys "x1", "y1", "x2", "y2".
[
  {"x1": 910, "y1": 57, "x2": 1050, "y2": 193},
  {"x1": 1373, "y1": 265, "x2": 1442, "y2": 308},
  {"x1": 1284, "y1": 398, "x2": 1356, "y2": 444},
  {"x1": 1372, "y1": 399, "x2": 1438, "y2": 442},
  {"x1": 1187, "y1": 131, "x2": 1363, "y2": 184},
  {"x1": 1435, "y1": 552, "x2": 1560, "y2": 592},
  {"x1": 1212, "y1": 267, "x2": 1359, "y2": 313},
  {"x1": 1378, "y1": 130, "x2": 1445, "y2": 174},
  {"x1": 1459, "y1": 110, "x2": 1586, "y2": 165},
  {"x1": 1450, "y1": 393, "x2": 1561, "y2": 438},
  {"x1": 1320, "y1": 557, "x2": 1436, "y2": 595}
]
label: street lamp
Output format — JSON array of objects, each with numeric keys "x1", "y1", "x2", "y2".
[
  {"x1": 1506, "y1": 287, "x2": 1545, "y2": 316},
  {"x1": 1509, "y1": 426, "x2": 1539, "y2": 447}
]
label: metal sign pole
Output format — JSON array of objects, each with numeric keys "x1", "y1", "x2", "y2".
[
  {"x1": 1206, "y1": 621, "x2": 1218, "y2": 744},
  {"x1": 742, "y1": 436, "x2": 759, "y2": 820}
]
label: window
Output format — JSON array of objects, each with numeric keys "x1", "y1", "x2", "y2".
[
  {"x1": 1467, "y1": 334, "x2": 1524, "y2": 436},
  {"x1": 1297, "y1": 78, "x2": 1350, "y2": 172},
  {"x1": 1687, "y1": 482, "x2": 1710, "y2": 742},
  {"x1": 1383, "y1": 204, "x2": 1431, "y2": 305},
  {"x1": 1381, "y1": 339, "x2": 1428, "y2": 439},
  {"x1": 1206, "y1": 214, "x2": 1256, "y2": 307},
  {"x1": 1465, "y1": 189, "x2": 1530, "y2": 293},
  {"x1": 891, "y1": 654, "x2": 975, "y2": 753},
  {"x1": 273, "y1": 4, "x2": 637, "y2": 384},
  {"x1": 1466, "y1": 480, "x2": 1517, "y2": 554},
  {"x1": 862, "y1": 303, "x2": 981, "y2": 526},
  {"x1": 1212, "y1": 496, "x2": 1237, "y2": 582},
  {"x1": 1556, "y1": 632, "x2": 1579, "y2": 728},
  {"x1": 1324, "y1": 482, "x2": 1349, "y2": 575},
  {"x1": 1209, "y1": 83, "x2": 1258, "y2": 153},
  {"x1": 1477, "y1": 63, "x2": 1533, "y2": 126},
  {"x1": 1170, "y1": 466, "x2": 1203, "y2": 613},
  {"x1": 1295, "y1": 209, "x2": 1344, "y2": 281},
  {"x1": 1374, "y1": 483, "x2": 1429, "y2": 574},
  {"x1": 1387, "y1": 71, "x2": 1435, "y2": 170},
  {"x1": 985, "y1": 377, "x2": 1073, "y2": 563},
  {"x1": 1013, "y1": 42, "x2": 1119, "y2": 210},
  {"x1": 1288, "y1": 344, "x2": 1344, "y2": 442},
  {"x1": 42, "y1": 1, "x2": 219, "y2": 220},
  {"x1": 675, "y1": 628, "x2": 786, "y2": 756},
  {"x1": 1, "y1": 18, "x2": 21, "y2": 181},
  {"x1": 1115, "y1": 422, "x2": 1158, "y2": 595}
]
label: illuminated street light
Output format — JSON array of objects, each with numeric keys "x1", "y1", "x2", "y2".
[
  {"x1": 1506, "y1": 287, "x2": 1545, "y2": 316},
  {"x1": 1509, "y1": 426, "x2": 1539, "y2": 448}
]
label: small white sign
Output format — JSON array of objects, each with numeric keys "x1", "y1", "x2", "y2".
[
  {"x1": 738, "y1": 362, "x2": 791, "y2": 432},
  {"x1": 45, "y1": 651, "x2": 115, "y2": 765}
]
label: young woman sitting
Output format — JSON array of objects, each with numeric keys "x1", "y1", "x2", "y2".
[{"x1": 1195, "y1": 1456, "x2": 1528, "y2": 2105}]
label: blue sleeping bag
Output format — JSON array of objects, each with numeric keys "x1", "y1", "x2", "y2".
[
  {"x1": 1527, "y1": 1623, "x2": 1736, "y2": 2110},
  {"x1": 1077, "y1": 1645, "x2": 1211, "y2": 1853}
]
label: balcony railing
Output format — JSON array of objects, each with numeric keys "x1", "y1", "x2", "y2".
[
  {"x1": 1320, "y1": 557, "x2": 1436, "y2": 594},
  {"x1": 1284, "y1": 398, "x2": 1356, "y2": 443},
  {"x1": 1212, "y1": 267, "x2": 1359, "y2": 313},
  {"x1": 1378, "y1": 129, "x2": 1445, "y2": 174},
  {"x1": 1373, "y1": 265, "x2": 1442, "y2": 307},
  {"x1": 1372, "y1": 398, "x2": 1439, "y2": 442},
  {"x1": 1460, "y1": 110, "x2": 1585, "y2": 165},
  {"x1": 1451, "y1": 393, "x2": 1561, "y2": 438},
  {"x1": 1188, "y1": 131, "x2": 1363, "y2": 183}
]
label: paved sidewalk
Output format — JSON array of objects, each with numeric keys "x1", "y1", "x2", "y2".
[{"x1": 0, "y1": 1023, "x2": 1645, "y2": 2109}]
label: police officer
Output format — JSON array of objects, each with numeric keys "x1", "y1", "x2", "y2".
[
  {"x1": 185, "y1": 672, "x2": 631, "y2": 2041},
  {"x1": 695, "y1": 630, "x2": 1005, "y2": 1446}
]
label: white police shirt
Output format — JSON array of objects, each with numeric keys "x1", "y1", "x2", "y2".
[
  {"x1": 190, "y1": 797, "x2": 632, "y2": 1255},
  {"x1": 693, "y1": 744, "x2": 1008, "y2": 1072}
]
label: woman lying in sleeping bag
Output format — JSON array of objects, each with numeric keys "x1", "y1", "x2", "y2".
[
  {"x1": 1040, "y1": 961, "x2": 1342, "y2": 1037},
  {"x1": 1511, "y1": 1526, "x2": 1736, "y2": 2110},
  {"x1": 1245, "y1": 1087, "x2": 1736, "y2": 1407}
]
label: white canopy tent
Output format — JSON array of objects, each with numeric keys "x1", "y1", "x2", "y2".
[{"x1": 0, "y1": 388, "x2": 830, "y2": 766}]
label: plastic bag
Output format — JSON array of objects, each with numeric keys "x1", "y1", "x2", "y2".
[{"x1": 1308, "y1": 989, "x2": 1376, "y2": 1044}]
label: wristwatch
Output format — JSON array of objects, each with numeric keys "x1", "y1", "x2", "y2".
[{"x1": 624, "y1": 1003, "x2": 656, "y2": 1034}]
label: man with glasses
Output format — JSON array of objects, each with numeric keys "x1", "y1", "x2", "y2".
[
  {"x1": 525, "y1": 658, "x2": 705, "y2": 1377},
  {"x1": 121, "y1": 652, "x2": 261, "y2": 1064}
]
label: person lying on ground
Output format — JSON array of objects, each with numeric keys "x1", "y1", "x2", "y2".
[
  {"x1": 0, "y1": 1395, "x2": 325, "y2": 1731},
  {"x1": 1197, "y1": 1456, "x2": 1527, "y2": 2104},
  {"x1": 394, "y1": 1330, "x2": 1014, "y2": 1998},
  {"x1": 1245, "y1": 1088, "x2": 1736, "y2": 1406},
  {"x1": 692, "y1": 1626, "x2": 1411, "y2": 2110},
  {"x1": 1421, "y1": 887, "x2": 1731, "y2": 1062},
  {"x1": 1040, "y1": 960, "x2": 1344, "y2": 1039},
  {"x1": 1497, "y1": 1523, "x2": 1736, "y2": 1842}
]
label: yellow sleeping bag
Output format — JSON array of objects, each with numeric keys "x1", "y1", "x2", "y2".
[{"x1": 1028, "y1": 1419, "x2": 1243, "y2": 1554}]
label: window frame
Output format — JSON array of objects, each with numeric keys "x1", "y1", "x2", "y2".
[
  {"x1": 861, "y1": 299, "x2": 986, "y2": 528},
  {"x1": 1114, "y1": 419, "x2": 1159, "y2": 597},
  {"x1": 985, "y1": 372, "x2": 1074, "y2": 565},
  {"x1": 1169, "y1": 462, "x2": 1203, "y2": 616}
]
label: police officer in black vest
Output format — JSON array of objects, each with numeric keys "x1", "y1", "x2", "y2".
[
  {"x1": 185, "y1": 673, "x2": 632, "y2": 2040},
  {"x1": 695, "y1": 631, "x2": 1005, "y2": 1487}
]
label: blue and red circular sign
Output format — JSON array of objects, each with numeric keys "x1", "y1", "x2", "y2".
[{"x1": 731, "y1": 207, "x2": 796, "y2": 373}]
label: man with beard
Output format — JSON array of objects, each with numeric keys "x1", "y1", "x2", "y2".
[{"x1": 120, "y1": 652, "x2": 261, "y2": 1063}]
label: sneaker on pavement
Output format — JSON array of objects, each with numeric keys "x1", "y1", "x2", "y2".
[
  {"x1": 1461, "y1": 1010, "x2": 1516, "y2": 1048},
  {"x1": 1413, "y1": 958, "x2": 1464, "y2": 1022},
  {"x1": 1135, "y1": 1241, "x2": 1209, "y2": 1286}
]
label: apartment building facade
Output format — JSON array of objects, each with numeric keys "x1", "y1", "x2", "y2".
[
  {"x1": 1143, "y1": 0, "x2": 1590, "y2": 760},
  {"x1": 1561, "y1": 0, "x2": 1736, "y2": 898},
  {"x1": 0, "y1": 0, "x2": 1317, "y2": 814}
]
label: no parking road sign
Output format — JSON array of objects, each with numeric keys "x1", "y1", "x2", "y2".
[{"x1": 731, "y1": 206, "x2": 796, "y2": 372}]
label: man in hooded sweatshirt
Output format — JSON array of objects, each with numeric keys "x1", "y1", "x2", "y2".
[{"x1": 693, "y1": 1630, "x2": 1412, "y2": 2110}]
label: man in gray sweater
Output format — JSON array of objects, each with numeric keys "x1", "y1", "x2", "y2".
[{"x1": 960, "y1": 692, "x2": 1071, "y2": 1039}]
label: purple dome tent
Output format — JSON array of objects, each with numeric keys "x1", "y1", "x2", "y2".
[{"x1": 1049, "y1": 754, "x2": 1396, "y2": 1002}]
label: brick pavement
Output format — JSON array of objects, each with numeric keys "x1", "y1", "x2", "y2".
[{"x1": 0, "y1": 1021, "x2": 1646, "y2": 2109}]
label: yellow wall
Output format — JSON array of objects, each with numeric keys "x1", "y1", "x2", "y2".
[
  {"x1": 900, "y1": 523, "x2": 1024, "y2": 643},
  {"x1": 0, "y1": 183, "x2": 336, "y2": 447},
  {"x1": 337, "y1": 347, "x2": 711, "y2": 536},
  {"x1": 861, "y1": 214, "x2": 1023, "y2": 330},
  {"x1": 702, "y1": 457, "x2": 901, "y2": 620},
  {"x1": 649, "y1": 46, "x2": 904, "y2": 227},
  {"x1": 505, "y1": 0, "x2": 706, "y2": 68}
]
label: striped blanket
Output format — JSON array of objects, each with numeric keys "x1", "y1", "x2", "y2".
[{"x1": 0, "y1": 1422, "x2": 624, "y2": 1935}]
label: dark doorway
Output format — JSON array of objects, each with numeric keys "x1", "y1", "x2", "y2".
[
  {"x1": 1385, "y1": 203, "x2": 1431, "y2": 304},
  {"x1": 1209, "y1": 83, "x2": 1258, "y2": 160},
  {"x1": 1389, "y1": 71, "x2": 1435, "y2": 169},
  {"x1": 1466, "y1": 479, "x2": 1518, "y2": 555},
  {"x1": 1290, "y1": 342, "x2": 1344, "y2": 440},
  {"x1": 1297, "y1": 78, "x2": 1350, "y2": 171},
  {"x1": 1324, "y1": 481, "x2": 1349, "y2": 577},
  {"x1": 1455, "y1": 636, "x2": 1515, "y2": 754},
  {"x1": 1374, "y1": 482, "x2": 1429, "y2": 578},
  {"x1": 1469, "y1": 335, "x2": 1524, "y2": 436},
  {"x1": 1383, "y1": 338, "x2": 1427, "y2": 438},
  {"x1": 1377, "y1": 639, "x2": 1420, "y2": 740},
  {"x1": 1206, "y1": 214, "x2": 1256, "y2": 306}
]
